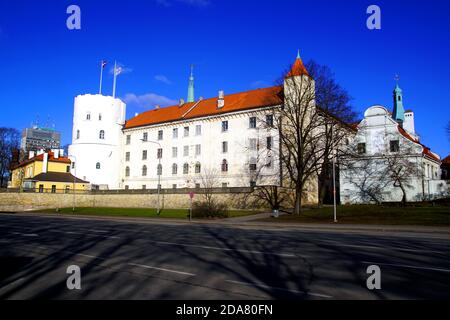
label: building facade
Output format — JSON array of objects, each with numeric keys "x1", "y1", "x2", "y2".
[
  {"x1": 21, "y1": 126, "x2": 61, "y2": 157},
  {"x1": 340, "y1": 85, "x2": 447, "y2": 203}
]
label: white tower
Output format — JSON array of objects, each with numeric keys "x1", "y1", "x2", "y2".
[{"x1": 68, "y1": 94, "x2": 126, "y2": 189}]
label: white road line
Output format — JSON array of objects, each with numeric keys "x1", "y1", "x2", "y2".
[
  {"x1": 128, "y1": 263, "x2": 195, "y2": 276},
  {"x1": 51, "y1": 230, "x2": 120, "y2": 239},
  {"x1": 87, "y1": 229, "x2": 109, "y2": 233},
  {"x1": 155, "y1": 241, "x2": 298, "y2": 258},
  {"x1": 225, "y1": 280, "x2": 332, "y2": 298},
  {"x1": 361, "y1": 261, "x2": 450, "y2": 273},
  {"x1": 322, "y1": 242, "x2": 448, "y2": 255},
  {"x1": 11, "y1": 232, "x2": 38, "y2": 237}
]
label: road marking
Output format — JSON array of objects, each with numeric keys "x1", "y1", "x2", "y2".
[
  {"x1": 361, "y1": 261, "x2": 450, "y2": 273},
  {"x1": 225, "y1": 280, "x2": 332, "y2": 298},
  {"x1": 11, "y1": 232, "x2": 38, "y2": 237},
  {"x1": 322, "y1": 242, "x2": 448, "y2": 255},
  {"x1": 128, "y1": 263, "x2": 195, "y2": 276},
  {"x1": 87, "y1": 229, "x2": 109, "y2": 233},
  {"x1": 155, "y1": 241, "x2": 298, "y2": 258},
  {"x1": 50, "y1": 230, "x2": 121, "y2": 239}
]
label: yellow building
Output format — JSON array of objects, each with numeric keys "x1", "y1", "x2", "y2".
[{"x1": 10, "y1": 151, "x2": 89, "y2": 193}]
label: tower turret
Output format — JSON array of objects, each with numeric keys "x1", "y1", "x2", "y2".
[{"x1": 392, "y1": 84, "x2": 405, "y2": 124}]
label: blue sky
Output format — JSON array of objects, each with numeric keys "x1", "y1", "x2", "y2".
[{"x1": 0, "y1": 0, "x2": 449, "y2": 156}]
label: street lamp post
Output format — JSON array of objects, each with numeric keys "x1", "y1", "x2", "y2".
[
  {"x1": 332, "y1": 148, "x2": 337, "y2": 223},
  {"x1": 141, "y1": 139, "x2": 162, "y2": 215}
]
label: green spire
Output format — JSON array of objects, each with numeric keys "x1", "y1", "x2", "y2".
[
  {"x1": 187, "y1": 64, "x2": 195, "y2": 103},
  {"x1": 297, "y1": 49, "x2": 301, "y2": 59},
  {"x1": 392, "y1": 81, "x2": 405, "y2": 124}
]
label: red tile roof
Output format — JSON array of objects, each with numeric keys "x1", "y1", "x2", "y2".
[
  {"x1": 12, "y1": 151, "x2": 71, "y2": 170},
  {"x1": 285, "y1": 56, "x2": 310, "y2": 78},
  {"x1": 398, "y1": 126, "x2": 440, "y2": 162},
  {"x1": 442, "y1": 155, "x2": 450, "y2": 165},
  {"x1": 125, "y1": 86, "x2": 284, "y2": 129}
]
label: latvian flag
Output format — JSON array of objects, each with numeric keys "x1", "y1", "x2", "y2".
[{"x1": 101, "y1": 60, "x2": 107, "y2": 68}]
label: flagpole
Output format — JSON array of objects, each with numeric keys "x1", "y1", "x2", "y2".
[
  {"x1": 99, "y1": 61, "x2": 104, "y2": 95},
  {"x1": 112, "y1": 61, "x2": 117, "y2": 98}
]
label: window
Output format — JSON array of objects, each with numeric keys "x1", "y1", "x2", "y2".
[
  {"x1": 142, "y1": 185, "x2": 146, "y2": 190},
  {"x1": 184, "y1": 146, "x2": 189, "y2": 157},
  {"x1": 184, "y1": 126, "x2": 190, "y2": 137},
  {"x1": 126, "y1": 135, "x2": 131, "y2": 145},
  {"x1": 222, "y1": 141, "x2": 228, "y2": 153},
  {"x1": 183, "y1": 163, "x2": 189, "y2": 174},
  {"x1": 249, "y1": 117, "x2": 257, "y2": 129},
  {"x1": 39, "y1": 185, "x2": 44, "y2": 193},
  {"x1": 86, "y1": 113, "x2": 91, "y2": 120},
  {"x1": 195, "y1": 144, "x2": 201, "y2": 156},
  {"x1": 357, "y1": 143, "x2": 366, "y2": 155},
  {"x1": 266, "y1": 114, "x2": 274, "y2": 127},
  {"x1": 390, "y1": 140, "x2": 400, "y2": 152},
  {"x1": 249, "y1": 157, "x2": 257, "y2": 171},
  {"x1": 142, "y1": 165, "x2": 147, "y2": 176},
  {"x1": 157, "y1": 164, "x2": 162, "y2": 176},
  {"x1": 143, "y1": 132, "x2": 148, "y2": 142},
  {"x1": 250, "y1": 181, "x2": 257, "y2": 188},
  {"x1": 125, "y1": 152, "x2": 130, "y2": 162},
  {"x1": 267, "y1": 136, "x2": 273, "y2": 150},
  {"x1": 172, "y1": 163, "x2": 178, "y2": 175},
  {"x1": 195, "y1": 183, "x2": 201, "y2": 189},
  {"x1": 99, "y1": 114, "x2": 102, "y2": 121},
  {"x1": 99, "y1": 130, "x2": 105, "y2": 139},
  {"x1": 172, "y1": 147, "x2": 178, "y2": 158},
  {"x1": 195, "y1": 162, "x2": 201, "y2": 174},
  {"x1": 157, "y1": 148, "x2": 163, "y2": 159},
  {"x1": 157, "y1": 184, "x2": 161, "y2": 191},
  {"x1": 173, "y1": 128, "x2": 178, "y2": 139},
  {"x1": 158, "y1": 130, "x2": 163, "y2": 141},
  {"x1": 125, "y1": 185, "x2": 129, "y2": 190},
  {"x1": 221, "y1": 159, "x2": 228, "y2": 172},
  {"x1": 222, "y1": 121, "x2": 228, "y2": 132},
  {"x1": 172, "y1": 184, "x2": 177, "y2": 189},
  {"x1": 222, "y1": 183, "x2": 228, "y2": 189},
  {"x1": 96, "y1": 162, "x2": 101, "y2": 169},
  {"x1": 65, "y1": 186, "x2": 70, "y2": 193},
  {"x1": 195, "y1": 125, "x2": 202, "y2": 136},
  {"x1": 142, "y1": 150, "x2": 147, "y2": 160},
  {"x1": 76, "y1": 130, "x2": 80, "y2": 140},
  {"x1": 72, "y1": 162, "x2": 75, "y2": 169},
  {"x1": 266, "y1": 156, "x2": 273, "y2": 168},
  {"x1": 125, "y1": 166, "x2": 130, "y2": 177},
  {"x1": 51, "y1": 185, "x2": 56, "y2": 193},
  {"x1": 249, "y1": 138, "x2": 258, "y2": 151},
  {"x1": 66, "y1": 166, "x2": 70, "y2": 173}
]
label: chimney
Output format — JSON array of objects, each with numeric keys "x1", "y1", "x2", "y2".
[
  {"x1": 29, "y1": 151, "x2": 35, "y2": 159},
  {"x1": 217, "y1": 90, "x2": 225, "y2": 109},
  {"x1": 54, "y1": 149, "x2": 59, "y2": 159},
  {"x1": 42, "y1": 153, "x2": 48, "y2": 173},
  {"x1": 59, "y1": 149, "x2": 64, "y2": 157},
  {"x1": 155, "y1": 105, "x2": 160, "y2": 110},
  {"x1": 37, "y1": 149, "x2": 44, "y2": 156},
  {"x1": 179, "y1": 98, "x2": 185, "y2": 106},
  {"x1": 134, "y1": 112, "x2": 139, "y2": 117}
]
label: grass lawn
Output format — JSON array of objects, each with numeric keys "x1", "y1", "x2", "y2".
[
  {"x1": 259, "y1": 205, "x2": 450, "y2": 226},
  {"x1": 33, "y1": 207, "x2": 260, "y2": 219}
]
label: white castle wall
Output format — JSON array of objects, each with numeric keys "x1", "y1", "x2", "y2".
[{"x1": 68, "y1": 94, "x2": 126, "y2": 189}]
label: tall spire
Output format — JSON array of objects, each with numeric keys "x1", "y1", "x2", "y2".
[
  {"x1": 286, "y1": 50, "x2": 309, "y2": 78},
  {"x1": 187, "y1": 64, "x2": 195, "y2": 103},
  {"x1": 392, "y1": 76, "x2": 405, "y2": 124}
]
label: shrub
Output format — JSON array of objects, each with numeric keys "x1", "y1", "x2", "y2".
[{"x1": 192, "y1": 200, "x2": 228, "y2": 218}]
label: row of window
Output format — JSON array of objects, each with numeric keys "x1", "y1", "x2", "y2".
[
  {"x1": 125, "y1": 138, "x2": 273, "y2": 162},
  {"x1": 125, "y1": 182, "x2": 230, "y2": 190},
  {"x1": 76, "y1": 130, "x2": 105, "y2": 140},
  {"x1": 85, "y1": 113, "x2": 102, "y2": 121},
  {"x1": 357, "y1": 140, "x2": 400, "y2": 155},
  {"x1": 125, "y1": 115, "x2": 275, "y2": 145}
]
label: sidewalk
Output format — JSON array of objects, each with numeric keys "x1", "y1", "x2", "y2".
[{"x1": 4, "y1": 211, "x2": 450, "y2": 237}]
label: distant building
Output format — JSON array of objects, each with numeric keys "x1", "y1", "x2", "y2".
[
  {"x1": 441, "y1": 155, "x2": 450, "y2": 180},
  {"x1": 21, "y1": 126, "x2": 61, "y2": 157},
  {"x1": 10, "y1": 150, "x2": 89, "y2": 192}
]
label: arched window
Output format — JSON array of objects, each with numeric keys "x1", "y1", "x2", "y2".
[
  {"x1": 221, "y1": 159, "x2": 228, "y2": 172},
  {"x1": 99, "y1": 113, "x2": 102, "y2": 121},
  {"x1": 195, "y1": 162, "x2": 201, "y2": 174},
  {"x1": 183, "y1": 163, "x2": 189, "y2": 174},
  {"x1": 99, "y1": 130, "x2": 105, "y2": 139},
  {"x1": 249, "y1": 157, "x2": 257, "y2": 171},
  {"x1": 96, "y1": 162, "x2": 101, "y2": 169},
  {"x1": 76, "y1": 130, "x2": 80, "y2": 139},
  {"x1": 125, "y1": 166, "x2": 130, "y2": 177},
  {"x1": 157, "y1": 164, "x2": 162, "y2": 176},
  {"x1": 86, "y1": 113, "x2": 91, "y2": 120},
  {"x1": 172, "y1": 163, "x2": 178, "y2": 175},
  {"x1": 142, "y1": 165, "x2": 147, "y2": 176}
]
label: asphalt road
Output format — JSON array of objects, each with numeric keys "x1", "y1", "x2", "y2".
[{"x1": 0, "y1": 213, "x2": 449, "y2": 300}]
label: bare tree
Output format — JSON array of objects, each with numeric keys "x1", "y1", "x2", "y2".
[
  {"x1": 305, "y1": 61, "x2": 357, "y2": 206},
  {"x1": 0, "y1": 127, "x2": 21, "y2": 187},
  {"x1": 199, "y1": 167, "x2": 220, "y2": 211}
]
